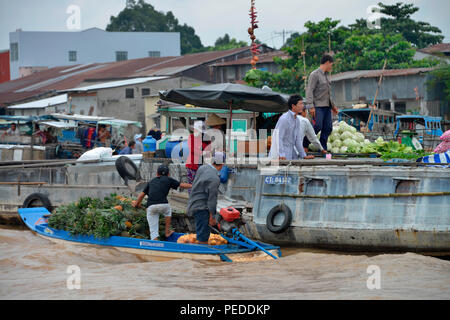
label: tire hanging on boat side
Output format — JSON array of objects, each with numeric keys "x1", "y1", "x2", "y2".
[
  {"x1": 266, "y1": 204, "x2": 292, "y2": 234},
  {"x1": 115, "y1": 156, "x2": 139, "y2": 181},
  {"x1": 22, "y1": 193, "x2": 52, "y2": 212}
]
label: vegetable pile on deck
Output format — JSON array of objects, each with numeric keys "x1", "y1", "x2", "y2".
[
  {"x1": 48, "y1": 194, "x2": 150, "y2": 239},
  {"x1": 177, "y1": 233, "x2": 228, "y2": 245},
  {"x1": 309, "y1": 121, "x2": 430, "y2": 160}
]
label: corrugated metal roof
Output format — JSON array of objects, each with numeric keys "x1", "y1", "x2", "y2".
[
  {"x1": 331, "y1": 68, "x2": 435, "y2": 82},
  {"x1": 61, "y1": 77, "x2": 168, "y2": 92},
  {"x1": 211, "y1": 51, "x2": 288, "y2": 67},
  {"x1": 0, "y1": 46, "x2": 267, "y2": 107},
  {"x1": 7, "y1": 94, "x2": 67, "y2": 109}
]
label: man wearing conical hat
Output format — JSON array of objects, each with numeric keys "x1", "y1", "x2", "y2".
[{"x1": 204, "y1": 114, "x2": 227, "y2": 155}]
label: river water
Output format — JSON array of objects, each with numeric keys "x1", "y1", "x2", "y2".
[{"x1": 1, "y1": 226, "x2": 449, "y2": 300}]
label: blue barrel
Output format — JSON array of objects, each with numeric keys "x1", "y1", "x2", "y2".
[
  {"x1": 143, "y1": 136, "x2": 156, "y2": 152},
  {"x1": 165, "y1": 140, "x2": 188, "y2": 162}
]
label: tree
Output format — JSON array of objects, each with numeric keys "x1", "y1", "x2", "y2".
[
  {"x1": 191, "y1": 34, "x2": 248, "y2": 53},
  {"x1": 244, "y1": 25, "x2": 439, "y2": 94},
  {"x1": 106, "y1": 0, "x2": 203, "y2": 54},
  {"x1": 333, "y1": 33, "x2": 438, "y2": 73},
  {"x1": 245, "y1": 18, "x2": 350, "y2": 95},
  {"x1": 349, "y1": 2, "x2": 444, "y2": 48}
]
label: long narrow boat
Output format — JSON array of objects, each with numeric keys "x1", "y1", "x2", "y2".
[{"x1": 18, "y1": 207, "x2": 281, "y2": 262}]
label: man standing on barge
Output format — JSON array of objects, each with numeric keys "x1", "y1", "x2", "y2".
[{"x1": 304, "y1": 54, "x2": 339, "y2": 151}]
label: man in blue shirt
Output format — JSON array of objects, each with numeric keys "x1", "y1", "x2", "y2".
[
  {"x1": 186, "y1": 152, "x2": 224, "y2": 244},
  {"x1": 119, "y1": 141, "x2": 136, "y2": 155},
  {"x1": 269, "y1": 95, "x2": 315, "y2": 160}
]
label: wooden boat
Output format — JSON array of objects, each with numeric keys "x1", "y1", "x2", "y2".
[{"x1": 18, "y1": 207, "x2": 281, "y2": 262}]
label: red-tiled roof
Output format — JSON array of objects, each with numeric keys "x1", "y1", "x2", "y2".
[
  {"x1": 418, "y1": 43, "x2": 450, "y2": 54},
  {"x1": 0, "y1": 46, "x2": 260, "y2": 107}
]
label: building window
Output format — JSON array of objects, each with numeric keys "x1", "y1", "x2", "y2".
[
  {"x1": 116, "y1": 51, "x2": 128, "y2": 61},
  {"x1": 125, "y1": 88, "x2": 134, "y2": 99},
  {"x1": 395, "y1": 102, "x2": 406, "y2": 114},
  {"x1": 10, "y1": 43, "x2": 18, "y2": 61},
  {"x1": 142, "y1": 88, "x2": 150, "y2": 96},
  {"x1": 148, "y1": 51, "x2": 161, "y2": 58},
  {"x1": 69, "y1": 51, "x2": 77, "y2": 62}
]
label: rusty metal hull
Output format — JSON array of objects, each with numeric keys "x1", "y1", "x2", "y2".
[
  {"x1": 249, "y1": 164, "x2": 450, "y2": 252},
  {"x1": 241, "y1": 221, "x2": 450, "y2": 253}
]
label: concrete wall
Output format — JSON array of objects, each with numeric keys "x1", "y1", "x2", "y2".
[
  {"x1": 214, "y1": 62, "x2": 280, "y2": 83},
  {"x1": 144, "y1": 96, "x2": 160, "y2": 133},
  {"x1": 68, "y1": 94, "x2": 97, "y2": 116},
  {"x1": 331, "y1": 73, "x2": 447, "y2": 117},
  {"x1": 9, "y1": 28, "x2": 180, "y2": 80}
]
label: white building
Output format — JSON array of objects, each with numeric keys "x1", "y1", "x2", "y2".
[
  {"x1": 9, "y1": 28, "x2": 180, "y2": 80},
  {"x1": 7, "y1": 94, "x2": 68, "y2": 116}
]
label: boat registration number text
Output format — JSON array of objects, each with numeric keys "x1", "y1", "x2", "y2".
[{"x1": 264, "y1": 176, "x2": 292, "y2": 185}]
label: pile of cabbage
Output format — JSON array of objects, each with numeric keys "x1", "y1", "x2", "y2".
[{"x1": 309, "y1": 121, "x2": 415, "y2": 154}]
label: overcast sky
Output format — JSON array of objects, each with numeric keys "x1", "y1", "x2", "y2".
[{"x1": 0, "y1": 0, "x2": 449, "y2": 51}]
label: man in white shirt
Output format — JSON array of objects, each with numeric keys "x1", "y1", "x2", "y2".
[
  {"x1": 1, "y1": 123, "x2": 20, "y2": 138},
  {"x1": 269, "y1": 95, "x2": 315, "y2": 160},
  {"x1": 298, "y1": 109, "x2": 327, "y2": 155}
]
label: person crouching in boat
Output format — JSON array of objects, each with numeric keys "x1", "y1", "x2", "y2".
[
  {"x1": 186, "y1": 152, "x2": 224, "y2": 244},
  {"x1": 132, "y1": 165, "x2": 192, "y2": 240}
]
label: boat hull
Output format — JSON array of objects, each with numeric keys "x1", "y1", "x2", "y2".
[
  {"x1": 18, "y1": 208, "x2": 281, "y2": 262},
  {"x1": 242, "y1": 220, "x2": 450, "y2": 253},
  {"x1": 249, "y1": 164, "x2": 450, "y2": 253}
]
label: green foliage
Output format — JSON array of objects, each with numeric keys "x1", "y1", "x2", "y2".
[
  {"x1": 192, "y1": 33, "x2": 248, "y2": 53},
  {"x1": 333, "y1": 34, "x2": 439, "y2": 73},
  {"x1": 244, "y1": 2, "x2": 442, "y2": 94},
  {"x1": 106, "y1": 0, "x2": 203, "y2": 54},
  {"x1": 348, "y1": 2, "x2": 444, "y2": 49}
]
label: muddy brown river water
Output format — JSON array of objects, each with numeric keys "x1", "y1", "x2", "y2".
[{"x1": 1, "y1": 226, "x2": 449, "y2": 300}]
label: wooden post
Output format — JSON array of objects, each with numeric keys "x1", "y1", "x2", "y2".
[
  {"x1": 227, "y1": 102, "x2": 233, "y2": 156},
  {"x1": 365, "y1": 58, "x2": 388, "y2": 132},
  {"x1": 30, "y1": 121, "x2": 35, "y2": 160}
]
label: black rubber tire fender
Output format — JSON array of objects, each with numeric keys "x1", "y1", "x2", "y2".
[
  {"x1": 115, "y1": 156, "x2": 139, "y2": 180},
  {"x1": 266, "y1": 204, "x2": 292, "y2": 234},
  {"x1": 22, "y1": 193, "x2": 52, "y2": 212}
]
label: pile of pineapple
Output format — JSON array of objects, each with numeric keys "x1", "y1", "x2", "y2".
[{"x1": 48, "y1": 194, "x2": 150, "y2": 239}]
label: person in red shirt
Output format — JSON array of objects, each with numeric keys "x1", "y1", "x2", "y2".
[{"x1": 186, "y1": 121, "x2": 209, "y2": 185}]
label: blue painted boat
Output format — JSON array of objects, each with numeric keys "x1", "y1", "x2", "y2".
[{"x1": 18, "y1": 207, "x2": 281, "y2": 262}]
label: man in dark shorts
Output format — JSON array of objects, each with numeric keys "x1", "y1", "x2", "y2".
[
  {"x1": 304, "y1": 54, "x2": 339, "y2": 150},
  {"x1": 132, "y1": 165, "x2": 191, "y2": 240},
  {"x1": 186, "y1": 152, "x2": 225, "y2": 244}
]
